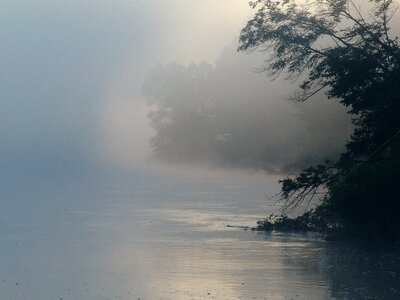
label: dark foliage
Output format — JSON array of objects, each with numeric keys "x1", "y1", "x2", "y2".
[
  {"x1": 254, "y1": 213, "x2": 316, "y2": 231},
  {"x1": 240, "y1": 0, "x2": 400, "y2": 240}
]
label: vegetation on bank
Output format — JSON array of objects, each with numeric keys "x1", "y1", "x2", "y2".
[
  {"x1": 252, "y1": 212, "x2": 342, "y2": 241},
  {"x1": 254, "y1": 213, "x2": 320, "y2": 232},
  {"x1": 240, "y1": 0, "x2": 400, "y2": 241}
]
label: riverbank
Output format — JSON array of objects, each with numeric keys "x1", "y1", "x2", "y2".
[{"x1": 253, "y1": 213, "x2": 400, "y2": 244}]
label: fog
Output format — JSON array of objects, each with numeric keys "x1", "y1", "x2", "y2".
[
  {"x1": 143, "y1": 47, "x2": 353, "y2": 173},
  {"x1": 2, "y1": 2, "x2": 400, "y2": 299},
  {"x1": 0, "y1": 0, "x2": 253, "y2": 184},
  {"x1": 2, "y1": 0, "x2": 393, "y2": 182}
]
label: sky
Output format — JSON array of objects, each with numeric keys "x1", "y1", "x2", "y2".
[
  {"x1": 3, "y1": 0, "x2": 395, "y2": 183},
  {"x1": 0, "y1": 0, "x2": 254, "y2": 182}
]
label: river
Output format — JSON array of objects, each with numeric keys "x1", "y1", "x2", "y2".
[{"x1": 1, "y1": 169, "x2": 399, "y2": 299}]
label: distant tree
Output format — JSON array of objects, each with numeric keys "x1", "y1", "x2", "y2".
[
  {"x1": 239, "y1": 0, "x2": 400, "y2": 239},
  {"x1": 143, "y1": 51, "x2": 351, "y2": 172}
]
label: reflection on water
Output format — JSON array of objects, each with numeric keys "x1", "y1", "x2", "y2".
[{"x1": 1, "y1": 174, "x2": 399, "y2": 299}]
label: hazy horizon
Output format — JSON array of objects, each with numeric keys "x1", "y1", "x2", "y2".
[{"x1": 0, "y1": 0, "x2": 358, "y2": 184}]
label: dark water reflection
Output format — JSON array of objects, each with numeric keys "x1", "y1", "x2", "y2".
[
  {"x1": 1, "y1": 174, "x2": 399, "y2": 299},
  {"x1": 322, "y1": 241, "x2": 400, "y2": 299}
]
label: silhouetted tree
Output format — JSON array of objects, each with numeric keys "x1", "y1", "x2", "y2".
[{"x1": 239, "y1": 0, "x2": 400, "y2": 239}]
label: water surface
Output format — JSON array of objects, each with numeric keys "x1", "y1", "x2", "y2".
[{"x1": 1, "y1": 172, "x2": 399, "y2": 299}]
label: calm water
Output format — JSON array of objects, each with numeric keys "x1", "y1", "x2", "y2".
[{"x1": 1, "y1": 171, "x2": 399, "y2": 299}]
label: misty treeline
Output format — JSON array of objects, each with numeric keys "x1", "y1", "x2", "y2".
[
  {"x1": 143, "y1": 0, "x2": 400, "y2": 240},
  {"x1": 239, "y1": 0, "x2": 400, "y2": 240},
  {"x1": 143, "y1": 49, "x2": 351, "y2": 173}
]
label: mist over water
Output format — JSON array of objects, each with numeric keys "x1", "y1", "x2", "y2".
[{"x1": 1, "y1": 0, "x2": 400, "y2": 299}]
